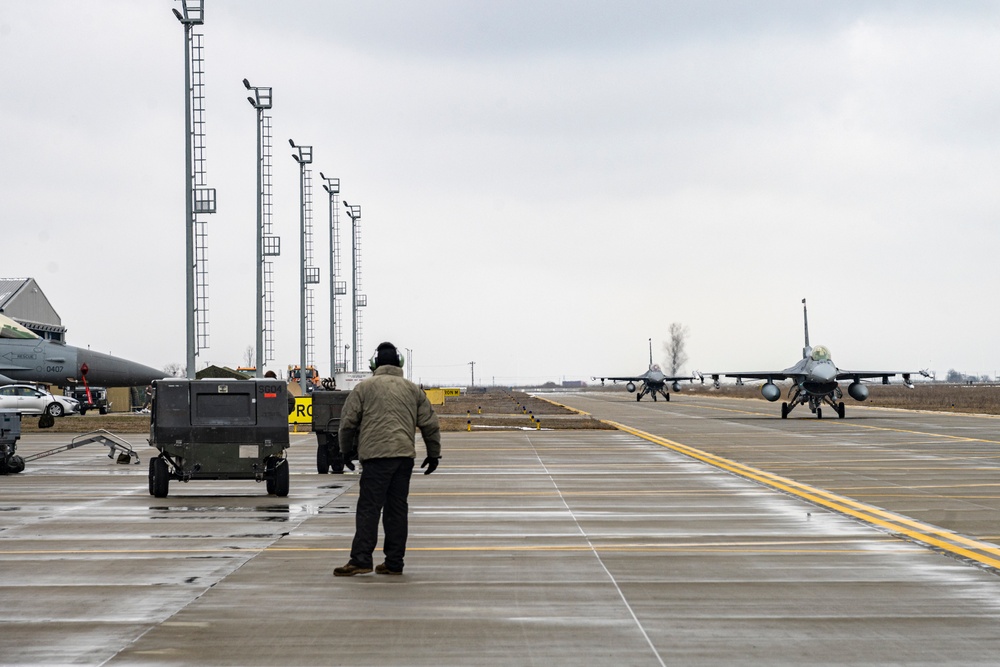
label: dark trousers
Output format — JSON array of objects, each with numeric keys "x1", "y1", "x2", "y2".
[{"x1": 350, "y1": 457, "x2": 414, "y2": 570}]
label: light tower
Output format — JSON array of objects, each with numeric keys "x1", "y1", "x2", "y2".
[
  {"x1": 173, "y1": 0, "x2": 217, "y2": 379},
  {"x1": 342, "y1": 201, "x2": 367, "y2": 372},
  {"x1": 244, "y1": 78, "x2": 278, "y2": 378},
  {"x1": 320, "y1": 173, "x2": 347, "y2": 375},
  {"x1": 290, "y1": 139, "x2": 318, "y2": 396}
]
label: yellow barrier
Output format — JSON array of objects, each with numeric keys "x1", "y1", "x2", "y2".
[{"x1": 289, "y1": 396, "x2": 312, "y2": 429}]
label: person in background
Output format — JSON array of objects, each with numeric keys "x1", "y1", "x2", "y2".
[{"x1": 334, "y1": 341, "x2": 441, "y2": 576}]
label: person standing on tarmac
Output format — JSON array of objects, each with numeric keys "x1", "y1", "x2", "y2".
[{"x1": 334, "y1": 342, "x2": 441, "y2": 576}]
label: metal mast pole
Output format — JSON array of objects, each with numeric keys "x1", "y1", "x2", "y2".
[
  {"x1": 244, "y1": 79, "x2": 272, "y2": 378},
  {"x1": 320, "y1": 174, "x2": 346, "y2": 376},
  {"x1": 178, "y1": 10, "x2": 196, "y2": 379},
  {"x1": 290, "y1": 140, "x2": 313, "y2": 396},
  {"x1": 343, "y1": 202, "x2": 363, "y2": 372},
  {"x1": 173, "y1": 0, "x2": 214, "y2": 379}
]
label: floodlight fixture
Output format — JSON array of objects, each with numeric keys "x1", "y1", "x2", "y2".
[
  {"x1": 243, "y1": 78, "x2": 271, "y2": 110},
  {"x1": 172, "y1": 0, "x2": 204, "y2": 25},
  {"x1": 289, "y1": 139, "x2": 312, "y2": 164}
]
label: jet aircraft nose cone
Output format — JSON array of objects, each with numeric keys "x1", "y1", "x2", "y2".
[{"x1": 810, "y1": 362, "x2": 837, "y2": 384}]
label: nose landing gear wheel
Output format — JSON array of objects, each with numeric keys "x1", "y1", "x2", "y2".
[{"x1": 780, "y1": 403, "x2": 789, "y2": 419}]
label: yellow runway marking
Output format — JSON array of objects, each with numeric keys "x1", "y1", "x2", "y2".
[
  {"x1": 605, "y1": 420, "x2": 1000, "y2": 570},
  {"x1": 0, "y1": 538, "x2": 900, "y2": 557}
]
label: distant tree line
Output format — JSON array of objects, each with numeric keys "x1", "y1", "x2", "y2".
[{"x1": 945, "y1": 369, "x2": 994, "y2": 384}]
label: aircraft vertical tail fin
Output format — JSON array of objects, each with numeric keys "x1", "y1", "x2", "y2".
[{"x1": 802, "y1": 298, "x2": 810, "y2": 359}]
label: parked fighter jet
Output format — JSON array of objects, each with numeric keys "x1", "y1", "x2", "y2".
[
  {"x1": 0, "y1": 314, "x2": 163, "y2": 387},
  {"x1": 704, "y1": 299, "x2": 928, "y2": 418},
  {"x1": 594, "y1": 339, "x2": 698, "y2": 402}
]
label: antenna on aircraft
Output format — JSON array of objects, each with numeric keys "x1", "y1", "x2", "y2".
[{"x1": 802, "y1": 298, "x2": 811, "y2": 359}]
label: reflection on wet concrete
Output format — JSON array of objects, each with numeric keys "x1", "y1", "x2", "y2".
[{"x1": 5, "y1": 417, "x2": 1000, "y2": 666}]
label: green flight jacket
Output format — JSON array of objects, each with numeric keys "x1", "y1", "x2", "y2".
[{"x1": 339, "y1": 365, "x2": 442, "y2": 462}]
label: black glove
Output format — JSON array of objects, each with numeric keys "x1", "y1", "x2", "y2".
[
  {"x1": 420, "y1": 456, "x2": 439, "y2": 475},
  {"x1": 343, "y1": 448, "x2": 358, "y2": 472}
]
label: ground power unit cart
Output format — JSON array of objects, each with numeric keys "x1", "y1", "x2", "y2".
[{"x1": 148, "y1": 378, "x2": 291, "y2": 498}]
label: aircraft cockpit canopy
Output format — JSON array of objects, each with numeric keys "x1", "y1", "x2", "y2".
[
  {"x1": 650, "y1": 364, "x2": 662, "y2": 372},
  {"x1": 810, "y1": 345, "x2": 831, "y2": 362},
  {"x1": 0, "y1": 314, "x2": 39, "y2": 340}
]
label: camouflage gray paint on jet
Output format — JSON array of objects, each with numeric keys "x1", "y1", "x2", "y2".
[
  {"x1": 0, "y1": 314, "x2": 163, "y2": 387},
  {"x1": 593, "y1": 338, "x2": 698, "y2": 402},
  {"x1": 704, "y1": 299, "x2": 929, "y2": 419}
]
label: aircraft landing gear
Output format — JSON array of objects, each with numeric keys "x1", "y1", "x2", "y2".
[
  {"x1": 780, "y1": 402, "x2": 789, "y2": 419},
  {"x1": 816, "y1": 408, "x2": 823, "y2": 419},
  {"x1": 837, "y1": 402, "x2": 846, "y2": 418}
]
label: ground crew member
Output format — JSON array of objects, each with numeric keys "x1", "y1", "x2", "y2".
[{"x1": 333, "y1": 342, "x2": 441, "y2": 576}]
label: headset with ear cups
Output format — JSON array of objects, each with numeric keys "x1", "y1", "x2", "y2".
[{"x1": 368, "y1": 344, "x2": 405, "y2": 371}]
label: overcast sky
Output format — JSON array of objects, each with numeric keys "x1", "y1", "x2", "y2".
[{"x1": 2, "y1": 1, "x2": 998, "y2": 386}]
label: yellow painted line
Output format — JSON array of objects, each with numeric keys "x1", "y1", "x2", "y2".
[
  {"x1": 0, "y1": 538, "x2": 899, "y2": 558},
  {"x1": 604, "y1": 420, "x2": 1000, "y2": 569},
  {"x1": 836, "y1": 420, "x2": 1000, "y2": 446},
  {"x1": 411, "y1": 489, "x2": 754, "y2": 497},
  {"x1": 534, "y1": 396, "x2": 591, "y2": 416}
]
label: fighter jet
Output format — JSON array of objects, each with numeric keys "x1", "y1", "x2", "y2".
[
  {"x1": 0, "y1": 313, "x2": 164, "y2": 387},
  {"x1": 704, "y1": 299, "x2": 929, "y2": 418},
  {"x1": 594, "y1": 338, "x2": 698, "y2": 402}
]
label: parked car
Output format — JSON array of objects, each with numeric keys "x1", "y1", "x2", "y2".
[
  {"x1": 0, "y1": 384, "x2": 80, "y2": 417},
  {"x1": 63, "y1": 385, "x2": 111, "y2": 415}
]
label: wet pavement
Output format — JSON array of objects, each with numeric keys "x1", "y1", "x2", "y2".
[{"x1": 2, "y1": 395, "x2": 1000, "y2": 665}]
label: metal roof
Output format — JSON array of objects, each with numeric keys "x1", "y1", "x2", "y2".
[{"x1": 0, "y1": 278, "x2": 30, "y2": 311}]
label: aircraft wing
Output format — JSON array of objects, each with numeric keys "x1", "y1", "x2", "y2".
[
  {"x1": 705, "y1": 372, "x2": 793, "y2": 382},
  {"x1": 593, "y1": 375, "x2": 645, "y2": 383},
  {"x1": 835, "y1": 370, "x2": 930, "y2": 383},
  {"x1": 593, "y1": 374, "x2": 699, "y2": 383}
]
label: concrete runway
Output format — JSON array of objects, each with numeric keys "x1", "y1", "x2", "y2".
[{"x1": 1, "y1": 394, "x2": 1000, "y2": 666}]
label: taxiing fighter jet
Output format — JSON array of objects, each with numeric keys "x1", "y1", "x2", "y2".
[
  {"x1": 594, "y1": 339, "x2": 698, "y2": 402},
  {"x1": 0, "y1": 314, "x2": 164, "y2": 387},
  {"x1": 704, "y1": 300, "x2": 928, "y2": 418}
]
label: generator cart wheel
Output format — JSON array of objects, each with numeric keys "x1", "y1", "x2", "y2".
[
  {"x1": 317, "y1": 446, "x2": 329, "y2": 474},
  {"x1": 265, "y1": 457, "x2": 289, "y2": 497},
  {"x1": 6, "y1": 455, "x2": 25, "y2": 474},
  {"x1": 149, "y1": 457, "x2": 169, "y2": 498}
]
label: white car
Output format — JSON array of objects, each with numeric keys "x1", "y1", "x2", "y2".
[{"x1": 0, "y1": 384, "x2": 80, "y2": 417}]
